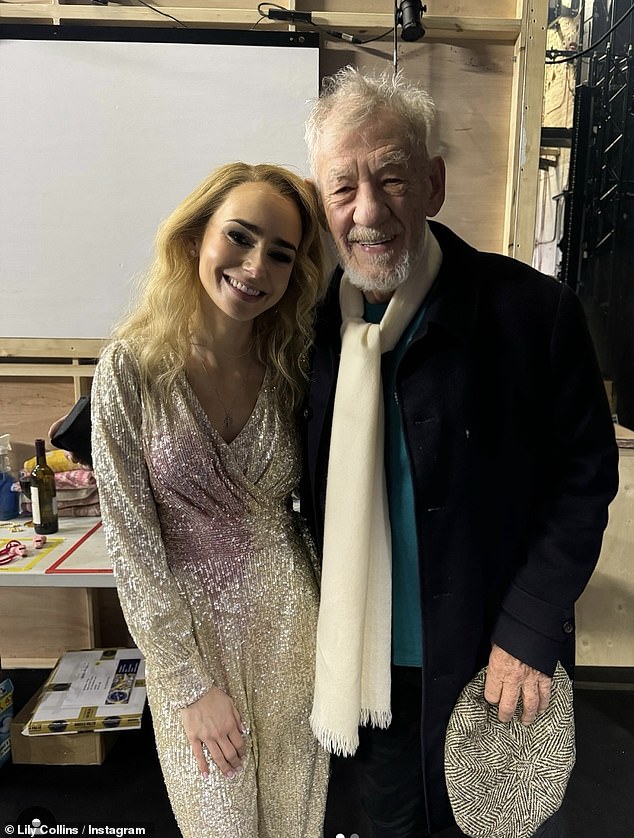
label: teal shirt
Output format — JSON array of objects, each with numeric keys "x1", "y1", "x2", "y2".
[{"x1": 364, "y1": 300, "x2": 428, "y2": 666}]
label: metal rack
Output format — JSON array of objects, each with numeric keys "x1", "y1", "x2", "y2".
[{"x1": 560, "y1": 0, "x2": 634, "y2": 425}]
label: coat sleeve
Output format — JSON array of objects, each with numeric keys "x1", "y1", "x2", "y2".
[
  {"x1": 91, "y1": 342, "x2": 214, "y2": 708},
  {"x1": 491, "y1": 285, "x2": 619, "y2": 675}
]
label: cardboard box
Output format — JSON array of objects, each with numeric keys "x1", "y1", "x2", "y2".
[
  {"x1": 25, "y1": 648, "x2": 146, "y2": 735},
  {"x1": 10, "y1": 689, "x2": 118, "y2": 765}
]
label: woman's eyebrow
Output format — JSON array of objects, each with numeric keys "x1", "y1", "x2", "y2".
[{"x1": 228, "y1": 219, "x2": 298, "y2": 253}]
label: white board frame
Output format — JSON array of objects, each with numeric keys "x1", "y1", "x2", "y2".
[{"x1": 0, "y1": 26, "x2": 319, "y2": 339}]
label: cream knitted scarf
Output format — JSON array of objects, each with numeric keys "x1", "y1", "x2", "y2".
[{"x1": 310, "y1": 224, "x2": 443, "y2": 756}]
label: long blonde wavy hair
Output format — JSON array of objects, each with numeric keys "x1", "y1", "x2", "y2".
[{"x1": 113, "y1": 162, "x2": 326, "y2": 413}]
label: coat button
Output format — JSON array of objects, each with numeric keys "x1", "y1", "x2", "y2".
[
  {"x1": 303, "y1": 406, "x2": 313, "y2": 421},
  {"x1": 562, "y1": 620, "x2": 574, "y2": 634}
]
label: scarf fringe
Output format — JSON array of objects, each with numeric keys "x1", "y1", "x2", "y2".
[
  {"x1": 310, "y1": 714, "x2": 359, "y2": 757},
  {"x1": 310, "y1": 708, "x2": 393, "y2": 757},
  {"x1": 359, "y1": 707, "x2": 392, "y2": 729}
]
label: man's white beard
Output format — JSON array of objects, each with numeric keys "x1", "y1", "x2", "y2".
[{"x1": 339, "y1": 236, "x2": 425, "y2": 297}]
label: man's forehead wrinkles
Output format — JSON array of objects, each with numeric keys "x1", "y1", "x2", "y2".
[
  {"x1": 325, "y1": 163, "x2": 355, "y2": 183},
  {"x1": 380, "y1": 149, "x2": 410, "y2": 166},
  {"x1": 325, "y1": 149, "x2": 409, "y2": 184}
]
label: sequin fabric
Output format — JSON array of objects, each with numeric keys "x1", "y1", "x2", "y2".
[{"x1": 92, "y1": 341, "x2": 328, "y2": 837}]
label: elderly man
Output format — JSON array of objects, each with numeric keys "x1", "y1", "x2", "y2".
[{"x1": 301, "y1": 68, "x2": 618, "y2": 837}]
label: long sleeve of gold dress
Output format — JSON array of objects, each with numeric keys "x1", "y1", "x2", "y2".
[{"x1": 91, "y1": 341, "x2": 328, "y2": 838}]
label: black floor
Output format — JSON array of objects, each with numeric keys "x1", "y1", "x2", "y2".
[{"x1": 1, "y1": 668, "x2": 633, "y2": 837}]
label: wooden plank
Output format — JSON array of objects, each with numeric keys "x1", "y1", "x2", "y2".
[
  {"x1": 5, "y1": 656, "x2": 62, "y2": 668},
  {"x1": 309, "y1": 0, "x2": 517, "y2": 12},
  {"x1": 576, "y1": 448, "x2": 634, "y2": 667},
  {"x1": 313, "y1": 14, "x2": 522, "y2": 41},
  {"x1": 504, "y1": 29, "x2": 523, "y2": 256},
  {"x1": 0, "y1": 5, "x2": 521, "y2": 40},
  {"x1": 615, "y1": 423, "x2": 634, "y2": 441},
  {"x1": 0, "y1": 586, "x2": 95, "y2": 668},
  {"x1": 0, "y1": 338, "x2": 105, "y2": 359},
  {"x1": 0, "y1": 364, "x2": 97, "y2": 378},
  {"x1": 504, "y1": 0, "x2": 548, "y2": 262}
]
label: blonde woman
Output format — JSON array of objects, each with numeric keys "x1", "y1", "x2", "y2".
[{"x1": 91, "y1": 163, "x2": 329, "y2": 837}]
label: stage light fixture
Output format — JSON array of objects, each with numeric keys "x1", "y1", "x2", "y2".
[{"x1": 397, "y1": 0, "x2": 426, "y2": 42}]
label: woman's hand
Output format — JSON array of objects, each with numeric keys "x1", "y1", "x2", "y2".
[{"x1": 180, "y1": 686, "x2": 247, "y2": 779}]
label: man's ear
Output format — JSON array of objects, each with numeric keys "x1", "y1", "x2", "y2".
[
  {"x1": 426, "y1": 156, "x2": 446, "y2": 218},
  {"x1": 305, "y1": 177, "x2": 329, "y2": 232}
]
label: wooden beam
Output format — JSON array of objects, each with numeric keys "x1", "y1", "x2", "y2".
[
  {"x1": 0, "y1": 7, "x2": 522, "y2": 41},
  {"x1": 314, "y1": 14, "x2": 522, "y2": 42},
  {"x1": 0, "y1": 364, "x2": 97, "y2": 377},
  {"x1": 0, "y1": 338, "x2": 105, "y2": 359},
  {"x1": 503, "y1": 1, "x2": 548, "y2": 263}
]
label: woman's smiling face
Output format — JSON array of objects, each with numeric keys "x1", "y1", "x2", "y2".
[{"x1": 196, "y1": 180, "x2": 303, "y2": 325}]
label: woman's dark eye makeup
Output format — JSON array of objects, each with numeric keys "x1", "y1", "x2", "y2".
[
  {"x1": 228, "y1": 229, "x2": 252, "y2": 247},
  {"x1": 227, "y1": 228, "x2": 294, "y2": 264},
  {"x1": 270, "y1": 251, "x2": 293, "y2": 264}
]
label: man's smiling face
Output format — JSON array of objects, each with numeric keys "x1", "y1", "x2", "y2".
[{"x1": 315, "y1": 108, "x2": 445, "y2": 301}]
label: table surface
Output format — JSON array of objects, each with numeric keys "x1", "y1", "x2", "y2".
[{"x1": 0, "y1": 516, "x2": 114, "y2": 587}]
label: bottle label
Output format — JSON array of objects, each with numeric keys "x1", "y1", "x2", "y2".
[{"x1": 31, "y1": 486, "x2": 41, "y2": 524}]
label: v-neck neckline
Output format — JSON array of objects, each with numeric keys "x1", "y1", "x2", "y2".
[{"x1": 184, "y1": 366, "x2": 270, "y2": 448}]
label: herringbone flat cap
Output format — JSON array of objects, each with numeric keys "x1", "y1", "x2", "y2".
[{"x1": 444, "y1": 662, "x2": 575, "y2": 838}]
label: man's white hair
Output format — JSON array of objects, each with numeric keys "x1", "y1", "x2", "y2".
[{"x1": 304, "y1": 66, "x2": 437, "y2": 180}]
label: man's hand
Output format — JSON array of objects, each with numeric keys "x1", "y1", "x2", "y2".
[
  {"x1": 180, "y1": 686, "x2": 247, "y2": 779},
  {"x1": 484, "y1": 644, "x2": 552, "y2": 725}
]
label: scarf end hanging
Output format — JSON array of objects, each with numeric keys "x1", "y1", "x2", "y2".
[{"x1": 310, "y1": 706, "x2": 392, "y2": 757}]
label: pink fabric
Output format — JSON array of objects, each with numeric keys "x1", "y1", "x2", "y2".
[
  {"x1": 22, "y1": 469, "x2": 100, "y2": 518},
  {"x1": 54, "y1": 469, "x2": 97, "y2": 489}
]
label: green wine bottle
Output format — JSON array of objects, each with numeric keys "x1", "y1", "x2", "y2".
[{"x1": 30, "y1": 438, "x2": 59, "y2": 534}]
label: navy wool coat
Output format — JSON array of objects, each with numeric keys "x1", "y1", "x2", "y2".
[{"x1": 300, "y1": 221, "x2": 619, "y2": 831}]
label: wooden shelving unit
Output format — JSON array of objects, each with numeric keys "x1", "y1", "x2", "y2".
[{"x1": 0, "y1": 339, "x2": 104, "y2": 401}]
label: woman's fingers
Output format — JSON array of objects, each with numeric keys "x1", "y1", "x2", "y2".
[
  {"x1": 231, "y1": 704, "x2": 248, "y2": 758},
  {"x1": 190, "y1": 738, "x2": 211, "y2": 777},
  {"x1": 204, "y1": 735, "x2": 243, "y2": 778},
  {"x1": 180, "y1": 687, "x2": 249, "y2": 779},
  {"x1": 228, "y1": 726, "x2": 247, "y2": 760}
]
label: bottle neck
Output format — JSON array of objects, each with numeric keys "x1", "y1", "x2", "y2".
[{"x1": 34, "y1": 438, "x2": 47, "y2": 467}]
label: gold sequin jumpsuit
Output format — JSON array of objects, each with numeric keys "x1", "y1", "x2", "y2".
[{"x1": 92, "y1": 341, "x2": 329, "y2": 837}]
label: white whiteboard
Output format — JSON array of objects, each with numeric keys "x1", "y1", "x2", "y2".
[{"x1": 0, "y1": 27, "x2": 319, "y2": 339}]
